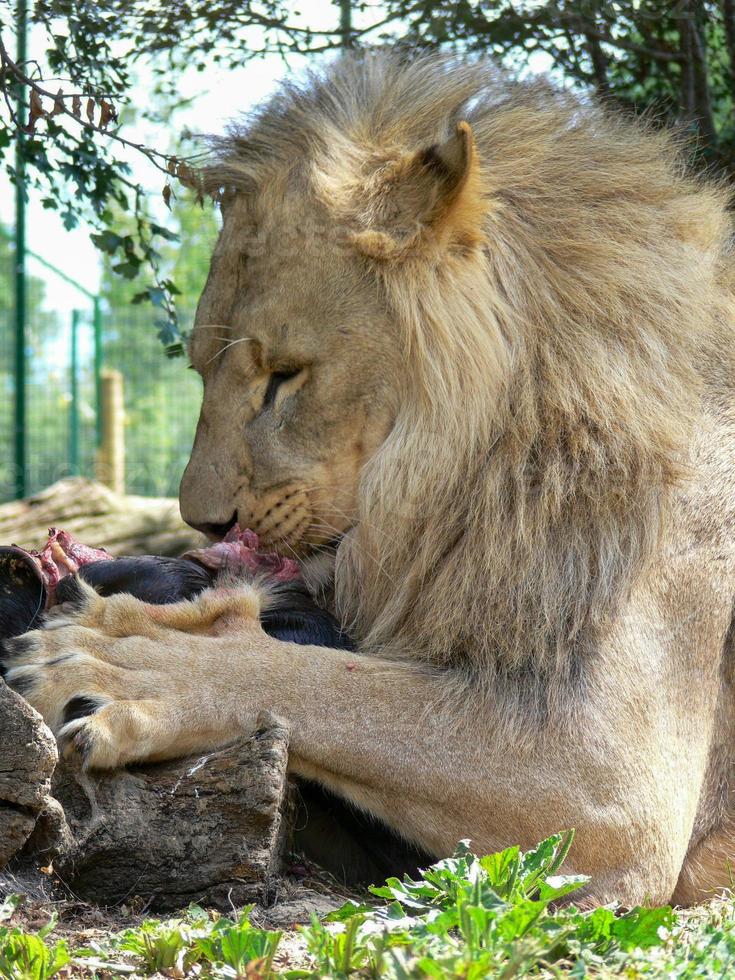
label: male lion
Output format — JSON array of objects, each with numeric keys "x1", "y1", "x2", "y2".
[{"x1": 4, "y1": 51, "x2": 735, "y2": 906}]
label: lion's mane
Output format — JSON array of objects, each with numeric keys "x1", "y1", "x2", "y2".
[{"x1": 204, "y1": 52, "x2": 734, "y2": 681}]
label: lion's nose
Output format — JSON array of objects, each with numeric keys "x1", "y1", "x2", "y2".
[{"x1": 189, "y1": 514, "x2": 238, "y2": 541}]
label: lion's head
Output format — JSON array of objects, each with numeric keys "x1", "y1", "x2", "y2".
[
  {"x1": 180, "y1": 185, "x2": 398, "y2": 553},
  {"x1": 180, "y1": 50, "x2": 732, "y2": 674}
]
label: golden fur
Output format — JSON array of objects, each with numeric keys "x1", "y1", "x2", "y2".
[
  {"x1": 203, "y1": 52, "x2": 732, "y2": 678},
  {"x1": 6, "y1": 51, "x2": 735, "y2": 906}
]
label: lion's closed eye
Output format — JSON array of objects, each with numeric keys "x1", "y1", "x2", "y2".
[{"x1": 263, "y1": 369, "x2": 303, "y2": 410}]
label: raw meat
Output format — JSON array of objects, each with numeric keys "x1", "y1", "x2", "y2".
[{"x1": 183, "y1": 524, "x2": 301, "y2": 582}]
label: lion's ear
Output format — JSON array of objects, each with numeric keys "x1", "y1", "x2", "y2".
[{"x1": 352, "y1": 121, "x2": 486, "y2": 261}]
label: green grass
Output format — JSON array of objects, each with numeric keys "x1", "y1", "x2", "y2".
[{"x1": 3, "y1": 832, "x2": 735, "y2": 978}]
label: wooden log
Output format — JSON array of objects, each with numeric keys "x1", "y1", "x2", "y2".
[
  {"x1": 0, "y1": 681, "x2": 57, "y2": 867},
  {"x1": 95, "y1": 369, "x2": 126, "y2": 494},
  {"x1": 27, "y1": 714, "x2": 293, "y2": 911},
  {"x1": 0, "y1": 477, "x2": 204, "y2": 557},
  {"x1": 2, "y1": 674, "x2": 294, "y2": 911},
  {"x1": 0, "y1": 481, "x2": 295, "y2": 910}
]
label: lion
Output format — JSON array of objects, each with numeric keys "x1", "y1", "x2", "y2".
[{"x1": 4, "y1": 49, "x2": 735, "y2": 906}]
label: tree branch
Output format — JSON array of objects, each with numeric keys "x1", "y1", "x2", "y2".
[
  {"x1": 568, "y1": 20, "x2": 682, "y2": 63},
  {"x1": 0, "y1": 33, "x2": 181, "y2": 179},
  {"x1": 585, "y1": 32, "x2": 610, "y2": 93},
  {"x1": 676, "y1": 1, "x2": 717, "y2": 148}
]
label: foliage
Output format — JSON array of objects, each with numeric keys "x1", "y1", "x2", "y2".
[
  {"x1": 391, "y1": 0, "x2": 735, "y2": 176},
  {"x1": 79, "y1": 904, "x2": 283, "y2": 978},
  {"x1": 95, "y1": 195, "x2": 213, "y2": 496},
  {"x1": 8, "y1": 833, "x2": 735, "y2": 978},
  {"x1": 100, "y1": 189, "x2": 219, "y2": 348},
  {"x1": 0, "y1": 896, "x2": 69, "y2": 980},
  {"x1": 0, "y1": 0, "x2": 210, "y2": 350},
  {"x1": 292, "y1": 833, "x2": 675, "y2": 978}
]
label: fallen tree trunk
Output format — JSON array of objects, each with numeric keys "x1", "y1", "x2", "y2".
[
  {"x1": 1, "y1": 483, "x2": 295, "y2": 910},
  {"x1": 2, "y1": 678, "x2": 293, "y2": 910},
  {"x1": 46, "y1": 716, "x2": 293, "y2": 910},
  {"x1": 0, "y1": 478, "x2": 205, "y2": 557}
]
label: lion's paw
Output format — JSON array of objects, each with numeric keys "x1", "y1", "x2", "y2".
[
  {"x1": 0, "y1": 584, "x2": 260, "y2": 768},
  {"x1": 57, "y1": 699, "x2": 159, "y2": 769}
]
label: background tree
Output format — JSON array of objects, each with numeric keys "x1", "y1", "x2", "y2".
[{"x1": 391, "y1": 0, "x2": 734, "y2": 175}]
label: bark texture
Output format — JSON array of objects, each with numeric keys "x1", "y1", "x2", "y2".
[
  {"x1": 0, "y1": 680, "x2": 57, "y2": 867},
  {"x1": 47, "y1": 717, "x2": 292, "y2": 910},
  {"x1": 1, "y1": 689, "x2": 293, "y2": 911}
]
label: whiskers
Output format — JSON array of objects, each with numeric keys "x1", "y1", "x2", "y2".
[
  {"x1": 295, "y1": 491, "x2": 398, "y2": 585},
  {"x1": 302, "y1": 523, "x2": 343, "y2": 560},
  {"x1": 205, "y1": 336, "x2": 255, "y2": 366}
]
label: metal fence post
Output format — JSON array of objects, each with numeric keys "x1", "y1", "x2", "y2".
[
  {"x1": 13, "y1": 0, "x2": 28, "y2": 499},
  {"x1": 69, "y1": 309, "x2": 80, "y2": 475}
]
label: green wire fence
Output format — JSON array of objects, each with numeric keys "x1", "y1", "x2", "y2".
[
  {"x1": 0, "y1": 230, "x2": 202, "y2": 503},
  {"x1": 4, "y1": 0, "x2": 201, "y2": 504}
]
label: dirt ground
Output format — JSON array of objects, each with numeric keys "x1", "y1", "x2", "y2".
[{"x1": 0, "y1": 855, "x2": 361, "y2": 974}]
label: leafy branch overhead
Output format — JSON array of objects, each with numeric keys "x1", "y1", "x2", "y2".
[
  {"x1": 0, "y1": 12, "x2": 203, "y2": 353},
  {"x1": 392, "y1": 0, "x2": 734, "y2": 174}
]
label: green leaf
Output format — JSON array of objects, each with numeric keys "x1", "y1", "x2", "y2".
[
  {"x1": 547, "y1": 829, "x2": 576, "y2": 876},
  {"x1": 536, "y1": 874, "x2": 590, "y2": 902},
  {"x1": 611, "y1": 905, "x2": 674, "y2": 951},
  {"x1": 90, "y1": 230, "x2": 123, "y2": 253},
  {"x1": 480, "y1": 845, "x2": 520, "y2": 896},
  {"x1": 112, "y1": 260, "x2": 141, "y2": 279},
  {"x1": 575, "y1": 906, "x2": 617, "y2": 947},
  {"x1": 36, "y1": 912, "x2": 58, "y2": 941},
  {"x1": 494, "y1": 899, "x2": 546, "y2": 940},
  {"x1": 150, "y1": 222, "x2": 180, "y2": 241},
  {"x1": 323, "y1": 901, "x2": 375, "y2": 922}
]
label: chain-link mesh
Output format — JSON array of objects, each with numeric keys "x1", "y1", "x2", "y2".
[
  {"x1": 103, "y1": 308, "x2": 202, "y2": 498},
  {"x1": 0, "y1": 242, "x2": 203, "y2": 502}
]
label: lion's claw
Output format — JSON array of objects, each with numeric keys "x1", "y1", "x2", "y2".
[
  {"x1": 57, "y1": 713, "x2": 112, "y2": 768},
  {"x1": 61, "y1": 694, "x2": 106, "y2": 726}
]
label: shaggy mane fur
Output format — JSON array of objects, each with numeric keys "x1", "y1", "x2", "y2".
[{"x1": 204, "y1": 51, "x2": 734, "y2": 677}]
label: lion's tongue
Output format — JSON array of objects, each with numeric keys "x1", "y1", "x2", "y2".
[{"x1": 182, "y1": 524, "x2": 302, "y2": 582}]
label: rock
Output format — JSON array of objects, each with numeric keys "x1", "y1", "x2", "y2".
[{"x1": 0, "y1": 680, "x2": 57, "y2": 867}]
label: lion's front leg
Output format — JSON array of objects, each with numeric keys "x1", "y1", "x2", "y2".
[
  {"x1": 0, "y1": 581, "x2": 481, "y2": 850},
  {"x1": 0, "y1": 582, "x2": 698, "y2": 905}
]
